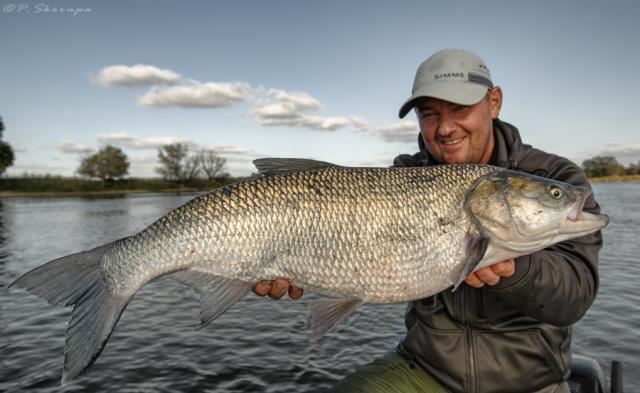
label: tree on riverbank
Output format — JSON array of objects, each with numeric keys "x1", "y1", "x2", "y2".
[
  {"x1": 78, "y1": 145, "x2": 130, "y2": 182},
  {"x1": 195, "y1": 149, "x2": 227, "y2": 180},
  {"x1": 0, "y1": 117, "x2": 15, "y2": 177},
  {"x1": 582, "y1": 156, "x2": 627, "y2": 177},
  {"x1": 156, "y1": 143, "x2": 193, "y2": 182},
  {"x1": 156, "y1": 144, "x2": 227, "y2": 183}
]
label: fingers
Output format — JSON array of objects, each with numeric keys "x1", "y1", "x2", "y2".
[
  {"x1": 465, "y1": 259, "x2": 516, "y2": 288},
  {"x1": 269, "y1": 278, "x2": 289, "y2": 299},
  {"x1": 490, "y1": 259, "x2": 515, "y2": 277},
  {"x1": 252, "y1": 279, "x2": 304, "y2": 300},
  {"x1": 474, "y1": 267, "x2": 500, "y2": 286},
  {"x1": 253, "y1": 280, "x2": 272, "y2": 296},
  {"x1": 288, "y1": 285, "x2": 304, "y2": 299},
  {"x1": 465, "y1": 272, "x2": 485, "y2": 288}
]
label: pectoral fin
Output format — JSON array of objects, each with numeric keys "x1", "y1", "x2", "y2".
[
  {"x1": 450, "y1": 232, "x2": 489, "y2": 291},
  {"x1": 309, "y1": 297, "x2": 363, "y2": 341},
  {"x1": 172, "y1": 269, "x2": 252, "y2": 328}
]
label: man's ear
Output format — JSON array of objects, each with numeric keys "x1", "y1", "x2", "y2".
[{"x1": 489, "y1": 87, "x2": 503, "y2": 119}]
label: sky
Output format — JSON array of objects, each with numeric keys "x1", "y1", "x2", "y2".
[{"x1": 1, "y1": 0, "x2": 639, "y2": 177}]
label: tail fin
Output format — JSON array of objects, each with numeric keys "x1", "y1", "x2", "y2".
[{"x1": 9, "y1": 241, "x2": 130, "y2": 383}]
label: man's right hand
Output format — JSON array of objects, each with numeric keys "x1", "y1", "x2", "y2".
[
  {"x1": 465, "y1": 259, "x2": 516, "y2": 288},
  {"x1": 252, "y1": 278, "x2": 304, "y2": 300}
]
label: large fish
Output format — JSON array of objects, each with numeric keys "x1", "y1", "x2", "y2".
[{"x1": 10, "y1": 158, "x2": 608, "y2": 382}]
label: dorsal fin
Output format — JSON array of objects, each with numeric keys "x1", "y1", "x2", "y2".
[{"x1": 253, "y1": 158, "x2": 336, "y2": 175}]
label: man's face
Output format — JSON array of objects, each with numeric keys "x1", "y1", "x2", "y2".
[{"x1": 415, "y1": 87, "x2": 502, "y2": 165}]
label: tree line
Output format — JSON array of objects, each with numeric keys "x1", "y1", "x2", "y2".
[
  {"x1": 77, "y1": 143, "x2": 228, "y2": 183},
  {"x1": 78, "y1": 148, "x2": 637, "y2": 182},
  {"x1": 581, "y1": 156, "x2": 640, "y2": 178}
]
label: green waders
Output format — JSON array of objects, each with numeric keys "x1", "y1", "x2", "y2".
[{"x1": 328, "y1": 344, "x2": 449, "y2": 393}]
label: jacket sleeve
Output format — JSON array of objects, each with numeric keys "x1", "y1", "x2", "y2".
[{"x1": 488, "y1": 155, "x2": 603, "y2": 326}]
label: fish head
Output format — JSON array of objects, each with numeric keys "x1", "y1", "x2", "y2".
[{"x1": 465, "y1": 170, "x2": 609, "y2": 256}]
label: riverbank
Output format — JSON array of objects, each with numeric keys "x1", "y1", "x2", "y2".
[
  {"x1": 0, "y1": 176, "x2": 238, "y2": 198},
  {"x1": 0, "y1": 188, "x2": 208, "y2": 198},
  {"x1": 589, "y1": 174, "x2": 640, "y2": 183}
]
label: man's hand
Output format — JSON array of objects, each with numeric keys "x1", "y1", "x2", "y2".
[
  {"x1": 465, "y1": 259, "x2": 515, "y2": 288},
  {"x1": 252, "y1": 278, "x2": 304, "y2": 300}
]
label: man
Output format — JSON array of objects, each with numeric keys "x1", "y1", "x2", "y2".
[{"x1": 254, "y1": 49, "x2": 603, "y2": 393}]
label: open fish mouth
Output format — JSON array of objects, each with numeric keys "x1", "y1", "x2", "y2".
[
  {"x1": 567, "y1": 190, "x2": 589, "y2": 222},
  {"x1": 559, "y1": 198, "x2": 610, "y2": 240},
  {"x1": 566, "y1": 189, "x2": 609, "y2": 226}
]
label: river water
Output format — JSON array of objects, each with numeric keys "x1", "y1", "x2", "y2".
[{"x1": 0, "y1": 183, "x2": 638, "y2": 392}]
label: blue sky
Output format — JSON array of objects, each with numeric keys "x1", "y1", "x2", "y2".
[{"x1": 1, "y1": 0, "x2": 639, "y2": 177}]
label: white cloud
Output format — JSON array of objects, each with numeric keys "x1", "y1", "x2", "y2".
[
  {"x1": 96, "y1": 64, "x2": 182, "y2": 87},
  {"x1": 96, "y1": 133, "x2": 260, "y2": 159},
  {"x1": 92, "y1": 64, "x2": 368, "y2": 133},
  {"x1": 297, "y1": 115, "x2": 351, "y2": 131},
  {"x1": 252, "y1": 89, "x2": 366, "y2": 132},
  {"x1": 96, "y1": 132, "x2": 191, "y2": 149},
  {"x1": 597, "y1": 144, "x2": 640, "y2": 165},
  {"x1": 56, "y1": 141, "x2": 95, "y2": 154},
  {"x1": 348, "y1": 158, "x2": 395, "y2": 167},
  {"x1": 138, "y1": 81, "x2": 251, "y2": 108},
  {"x1": 375, "y1": 121, "x2": 419, "y2": 143},
  {"x1": 348, "y1": 116, "x2": 369, "y2": 131},
  {"x1": 199, "y1": 143, "x2": 256, "y2": 157},
  {"x1": 93, "y1": 64, "x2": 369, "y2": 133},
  {"x1": 265, "y1": 89, "x2": 323, "y2": 111}
]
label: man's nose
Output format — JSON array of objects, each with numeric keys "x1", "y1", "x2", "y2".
[{"x1": 437, "y1": 110, "x2": 456, "y2": 136}]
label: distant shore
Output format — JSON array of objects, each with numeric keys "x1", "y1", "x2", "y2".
[
  {"x1": 0, "y1": 188, "x2": 207, "y2": 198},
  {"x1": 588, "y1": 174, "x2": 640, "y2": 183},
  {"x1": 0, "y1": 177, "x2": 237, "y2": 198}
]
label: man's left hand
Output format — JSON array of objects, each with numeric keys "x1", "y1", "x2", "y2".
[{"x1": 465, "y1": 259, "x2": 515, "y2": 288}]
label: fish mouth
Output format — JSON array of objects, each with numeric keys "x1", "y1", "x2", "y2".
[
  {"x1": 565, "y1": 188, "x2": 609, "y2": 228},
  {"x1": 567, "y1": 190, "x2": 589, "y2": 222}
]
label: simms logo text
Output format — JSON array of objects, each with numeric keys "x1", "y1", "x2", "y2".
[{"x1": 434, "y1": 73, "x2": 465, "y2": 80}]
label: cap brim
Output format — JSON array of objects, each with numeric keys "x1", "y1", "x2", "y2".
[{"x1": 398, "y1": 81, "x2": 488, "y2": 118}]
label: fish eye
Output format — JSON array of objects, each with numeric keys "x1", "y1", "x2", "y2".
[{"x1": 549, "y1": 186, "x2": 562, "y2": 199}]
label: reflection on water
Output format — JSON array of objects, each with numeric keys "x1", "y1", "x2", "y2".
[
  {"x1": 0, "y1": 199, "x2": 6, "y2": 277},
  {"x1": 0, "y1": 200, "x2": 7, "y2": 372},
  {"x1": 0, "y1": 185, "x2": 639, "y2": 392}
]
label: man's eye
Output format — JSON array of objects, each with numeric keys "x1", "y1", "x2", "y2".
[
  {"x1": 454, "y1": 105, "x2": 469, "y2": 112},
  {"x1": 422, "y1": 111, "x2": 436, "y2": 119}
]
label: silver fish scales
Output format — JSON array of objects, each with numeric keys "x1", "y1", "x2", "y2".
[
  {"x1": 10, "y1": 158, "x2": 609, "y2": 383},
  {"x1": 109, "y1": 162, "x2": 495, "y2": 303}
]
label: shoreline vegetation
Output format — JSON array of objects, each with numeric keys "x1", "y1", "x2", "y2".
[
  {"x1": 587, "y1": 174, "x2": 640, "y2": 183},
  {"x1": 0, "y1": 176, "x2": 239, "y2": 198},
  {"x1": 1, "y1": 173, "x2": 639, "y2": 198}
]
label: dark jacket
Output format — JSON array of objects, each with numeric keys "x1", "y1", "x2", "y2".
[{"x1": 394, "y1": 119, "x2": 603, "y2": 393}]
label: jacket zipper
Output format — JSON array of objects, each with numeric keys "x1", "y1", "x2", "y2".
[{"x1": 460, "y1": 286, "x2": 476, "y2": 393}]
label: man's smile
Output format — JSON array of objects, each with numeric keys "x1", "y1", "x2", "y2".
[{"x1": 441, "y1": 137, "x2": 465, "y2": 145}]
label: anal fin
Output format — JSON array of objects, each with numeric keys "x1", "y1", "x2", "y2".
[
  {"x1": 172, "y1": 269, "x2": 252, "y2": 328},
  {"x1": 309, "y1": 298, "x2": 363, "y2": 341}
]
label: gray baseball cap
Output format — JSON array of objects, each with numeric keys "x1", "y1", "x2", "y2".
[{"x1": 398, "y1": 49, "x2": 493, "y2": 118}]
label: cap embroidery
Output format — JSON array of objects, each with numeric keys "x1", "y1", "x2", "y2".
[{"x1": 433, "y1": 72, "x2": 465, "y2": 80}]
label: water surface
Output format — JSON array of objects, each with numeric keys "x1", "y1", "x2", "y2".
[{"x1": 0, "y1": 184, "x2": 638, "y2": 391}]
